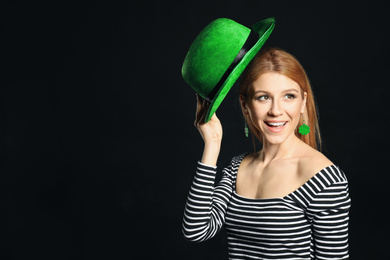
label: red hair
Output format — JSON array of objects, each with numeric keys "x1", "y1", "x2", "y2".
[{"x1": 240, "y1": 47, "x2": 321, "y2": 150}]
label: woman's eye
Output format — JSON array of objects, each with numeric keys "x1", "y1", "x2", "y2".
[
  {"x1": 257, "y1": 95, "x2": 269, "y2": 101},
  {"x1": 285, "y1": 94, "x2": 296, "y2": 99}
]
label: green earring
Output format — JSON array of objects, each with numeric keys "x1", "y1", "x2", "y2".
[
  {"x1": 244, "y1": 121, "x2": 249, "y2": 138},
  {"x1": 299, "y1": 117, "x2": 310, "y2": 136}
]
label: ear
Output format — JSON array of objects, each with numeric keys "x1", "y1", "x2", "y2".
[
  {"x1": 240, "y1": 95, "x2": 249, "y2": 115},
  {"x1": 300, "y1": 92, "x2": 307, "y2": 114}
]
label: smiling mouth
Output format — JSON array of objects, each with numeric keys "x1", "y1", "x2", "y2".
[{"x1": 265, "y1": 121, "x2": 287, "y2": 127}]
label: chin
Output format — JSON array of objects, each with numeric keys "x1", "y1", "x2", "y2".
[
  {"x1": 260, "y1": 130, "x2": 297, "y2": 146},
  {"x1": 263, "y1": 135, "x2": 288, "y2": 145}
]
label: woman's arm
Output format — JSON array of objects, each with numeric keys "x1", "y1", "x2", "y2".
[
  {"x1": 309, "y1": 171, "x2": 351, "y2": 259},
  {"x1": 182, "y1": 95, "x2": 228, "y2": 242},
  {"x1": 194, "y1": 94, "x2": 223, "y2": 167},
  {"x1": 182, "y1": 160, "x2": 234, "y2": 242}
]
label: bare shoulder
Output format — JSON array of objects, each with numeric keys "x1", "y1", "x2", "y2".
[
  {"x1": 239, "y1": 152, "x2": 257, "y2": 168},
  {"x1": 298, "y1": 144, "x2": 334, "y2": 180}
]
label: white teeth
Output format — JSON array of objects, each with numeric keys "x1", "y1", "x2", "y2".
[{"x1": 268, "y1": 122, "x2": 286, "y2": 126}]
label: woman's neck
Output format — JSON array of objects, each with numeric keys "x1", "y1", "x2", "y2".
[{"x1": 257, "y1": 134, "x2": 301, "y2": 165}]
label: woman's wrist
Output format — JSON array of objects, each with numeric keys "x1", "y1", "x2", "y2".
[{"x1": 201, "y1": 142, "x2": 221, "y2": 167}]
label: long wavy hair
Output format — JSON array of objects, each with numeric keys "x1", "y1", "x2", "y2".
[{"x1": 240, "y1": 47, "x2": 321, "y2": 150}]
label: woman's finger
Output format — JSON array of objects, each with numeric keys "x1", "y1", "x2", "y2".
[{"x1": 194, "y1": 94, "x2": 209, "y2": 126}]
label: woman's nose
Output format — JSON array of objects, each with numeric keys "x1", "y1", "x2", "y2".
[{"x1": 268, "y1": 100, "x2": 283, "y2": 116}]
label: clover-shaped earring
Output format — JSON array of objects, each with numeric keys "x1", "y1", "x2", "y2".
[
  {"x1": 244, "y1": 121, "x2": 249, "y2": 138},
  {"x1": 299, "y1": 118, "x2": 310, "y2": 135}
]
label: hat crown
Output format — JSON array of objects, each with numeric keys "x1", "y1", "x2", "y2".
[{"x1": 182, "y1": 18, "x2": 250, "y2": 98}]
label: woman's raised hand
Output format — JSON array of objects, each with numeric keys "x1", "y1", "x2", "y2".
[{"x1": 194, "y1": 94, "x2": 222, "y2": 166}]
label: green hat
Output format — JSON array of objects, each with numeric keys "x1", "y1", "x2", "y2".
[{"x1": 182, "y1": 17, "x2": 275, "y2": 123}]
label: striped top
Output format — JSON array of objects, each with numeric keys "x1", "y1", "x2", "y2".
[{"x1": 183, "y1": 154, "x2": 351, "y2": 259}]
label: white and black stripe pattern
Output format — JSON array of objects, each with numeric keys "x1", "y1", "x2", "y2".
[{"x1": 183, "y1": 154, "x2": 351, "y2": 259}]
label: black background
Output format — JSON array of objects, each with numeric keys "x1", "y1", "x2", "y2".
[{"x1": 5, "y1": 1, "x2": 390, "y2": 259}]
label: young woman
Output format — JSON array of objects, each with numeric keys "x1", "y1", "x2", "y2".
[{"x1": 183, "y1": 47, "x2": 351, "y2": 259}]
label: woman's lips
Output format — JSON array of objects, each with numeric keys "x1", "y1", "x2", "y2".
[{"x1": 265, "y1": 121, "x2": 287, "y2": 133}]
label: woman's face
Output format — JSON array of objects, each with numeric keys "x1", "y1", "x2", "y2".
[{"x1": 242, "y1": 72, "x2": 307, "y2": 146}]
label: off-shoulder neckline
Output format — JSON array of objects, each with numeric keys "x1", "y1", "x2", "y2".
[{"x1": 232, "y1": 153, "x2": 337, "y2": 202}]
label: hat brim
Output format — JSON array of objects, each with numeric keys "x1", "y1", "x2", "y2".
[{"x1": 204, "y1": 17, "x2": 275, "y2": 123}]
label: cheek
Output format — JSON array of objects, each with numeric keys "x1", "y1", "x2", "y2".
[
  {"x1": 286, "y1": 103, "x2": 303, "y2": 123},
  {"x1": 292, "y1": 106, "x2": 303, "y2": 117},
  {"x1": 248, "y1": 105, "x2": 267, "y2": 121},
  {"x1": 247, "y1": 106, "x2": 270, "y2": 133},
  {"x1": 286, "y1": 100, "x2": 303, "y2": 113}
]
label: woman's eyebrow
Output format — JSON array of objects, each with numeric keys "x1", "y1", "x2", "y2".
[
  {"x1": 253, "y1": 90, "x2": 269, "y2": 94},
  {"x1": 253, "y1": 88, "x2": 300, "y2": 94},
  {"x1": 282, "y1": 88, "x2": 300, "y2": 93}
]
